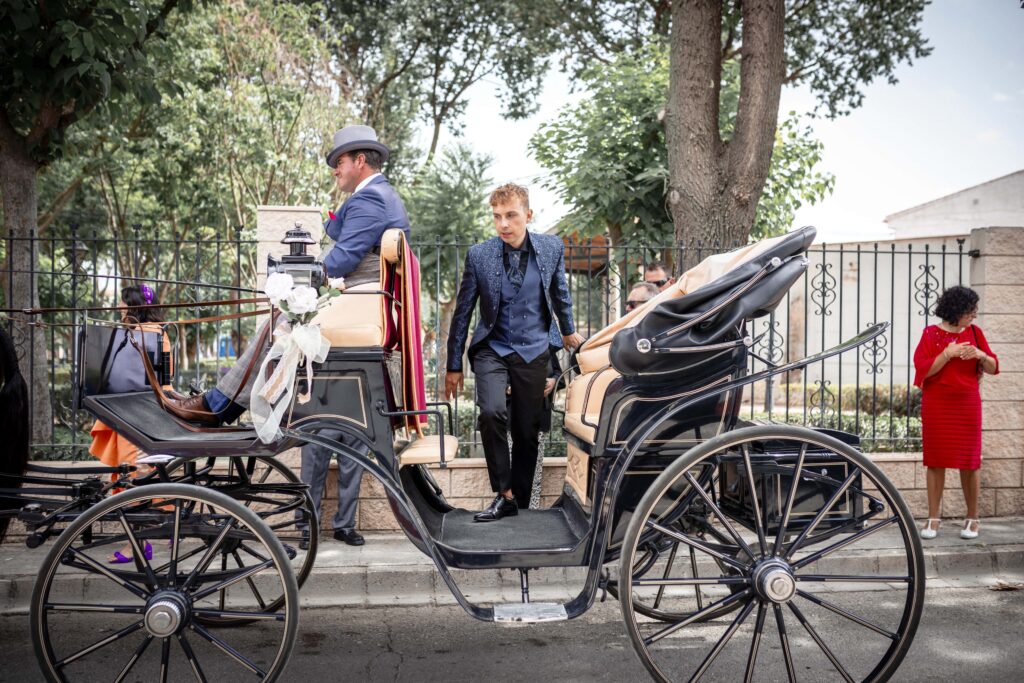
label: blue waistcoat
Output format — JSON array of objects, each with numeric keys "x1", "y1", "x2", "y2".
[{"x1": 487, "y1": 249, "x2": 550, "y2": 362}]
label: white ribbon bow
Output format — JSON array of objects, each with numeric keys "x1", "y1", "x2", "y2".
[{"x1": 250, "y1": 320, "x2": 330, "y2": 443}]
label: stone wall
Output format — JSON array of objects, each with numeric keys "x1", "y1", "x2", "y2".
[{"x1": 970, "y1": 227, "x2": 1024, "y2": 517}]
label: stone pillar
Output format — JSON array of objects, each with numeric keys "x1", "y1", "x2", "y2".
[{"x1": 970, "y1": 227, "x2": 1024, "y2": 516}]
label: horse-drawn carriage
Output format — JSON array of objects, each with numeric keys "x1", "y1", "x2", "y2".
[{"x1": 1, "y1": 225, "x2": 924, "y2": 681}]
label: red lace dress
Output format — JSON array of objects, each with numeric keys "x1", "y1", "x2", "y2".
[{"x1": 913, "y1": 325, "x2": 999, "y2": 470}]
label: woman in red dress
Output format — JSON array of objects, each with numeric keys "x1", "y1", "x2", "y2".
[{"x1": 913, "y1": 286, "x2": 999, "y2": 540}]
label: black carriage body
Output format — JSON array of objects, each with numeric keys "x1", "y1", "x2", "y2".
[{"x1": 716, "y1": 427, "x2": 865, "y2": 537}]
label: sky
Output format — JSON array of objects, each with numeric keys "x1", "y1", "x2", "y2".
[{"x1": 423, "y1": 0, "x2": 1024, "y2": 242}]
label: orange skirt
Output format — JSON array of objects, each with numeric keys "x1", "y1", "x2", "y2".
[{"x1": 89, "y1": 420, "x2": 141, "y2": 468}]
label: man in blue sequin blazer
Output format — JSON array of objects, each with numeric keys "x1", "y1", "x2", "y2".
[{"x1": 445, "y1": 184, "x2": 583, "y2": 521}]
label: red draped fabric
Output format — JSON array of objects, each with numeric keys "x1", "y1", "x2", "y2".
[{"x1": 381, "y1": 238, "x2": 428, "y2": 433}]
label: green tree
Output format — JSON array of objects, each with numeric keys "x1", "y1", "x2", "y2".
[
  {"x1": 401, "y1": 143, "x2": 493, "y2": 373},
  {"x1": 0, "y1": 0, "x2": 189, "y2": 443},
  {"x1": 530, "y1": 43, "x2": 833, "y2": 250},
  {"x1": 311, "y1": 0, "x2": 559, "y2": 174},
  {"x1": 665, "y1": 0, "x2": 929, "y2": 259}
]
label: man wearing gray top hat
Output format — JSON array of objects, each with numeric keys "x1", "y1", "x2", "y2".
[
  {"x1": 161, "y1": 124, "x2": 411, "y2": 547},
  {"x1": 162, "y1": 124, "x2": 410, "y2": 422}
]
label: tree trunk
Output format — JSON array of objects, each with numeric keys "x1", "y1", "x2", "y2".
[
  {"x1": 0, "y1": 124, "x2": 54, "y2": 449},
  {"x1": 667, "y1": 0, "x2": 785, "y2": 269}
]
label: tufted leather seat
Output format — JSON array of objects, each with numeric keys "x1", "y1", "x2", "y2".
[
  {"x1": 562, "y1": 232, "x2": 796, "y2": 445},
  {"x1": 313, "y1": 229, "x2": 405, "y2": 347}
]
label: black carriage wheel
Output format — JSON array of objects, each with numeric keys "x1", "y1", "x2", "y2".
[
  {"x1": 618, "y1": 425, "x2": 925, "y2": 683},
  {"x1": 606, "y1": 469, "x2": 746, "y2": 623},
  {"x1": 30, "y1": 483, "x2": 298, "y2": 682},
  {"x1": 162, "y1": 455, "x2": 318, "y2": 626}
]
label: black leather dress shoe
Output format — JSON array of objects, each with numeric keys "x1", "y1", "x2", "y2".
[
  {"x1": 333, "y1": 529, "x2": 365, "y2": 546},
  {"x1": 473, "y1": 494, "x2": 519, "y2": 522}
]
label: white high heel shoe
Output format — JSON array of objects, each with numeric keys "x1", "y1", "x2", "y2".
[
  {"x1": 960, "y1": 518, "x2": 980, "y2": 539},
  {"x1": 920, "y1": 518, "x2": 940, "y2": 539}
]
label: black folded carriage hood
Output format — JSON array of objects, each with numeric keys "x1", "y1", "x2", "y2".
[{"x1": 610, "y1": 226, "x2": 816, "y2": 380}]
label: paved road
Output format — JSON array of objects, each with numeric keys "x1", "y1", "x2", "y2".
[{"x1": 2, "y1": 586, "x2": 1021, "y2": 682}]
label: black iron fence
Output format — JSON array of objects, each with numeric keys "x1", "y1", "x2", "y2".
[{"x1": 2, "y1": 230, "x2": 970, "y2": 459}]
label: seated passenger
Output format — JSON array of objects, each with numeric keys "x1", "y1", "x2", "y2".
[
  {"x1": 162, "y1": 124, "x2": 411, "y2": 426},
  {"x1": 624, "y1": 281, "x2": 660, "y2": 316}
]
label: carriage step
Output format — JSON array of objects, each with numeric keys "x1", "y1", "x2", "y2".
[{"x1": 493, "y1": 602, "x2": 568, "y2": 623}]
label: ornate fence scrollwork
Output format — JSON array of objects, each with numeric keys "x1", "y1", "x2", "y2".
[
  {"x1": 913, "y1": 263, "x2": 940, "y2": 316},
  {"x1": 808, "y1": 379, "x2": 837, "y2": 427},
  {"x1": 752, "y1": 315, "x2": 785, "y2": 364},
  {"x1": 810, "y1": 261, "x2": 837, "y2": 316},
  {"x1": 861, "y1": 322, "x2": 889, "y2": 375}
]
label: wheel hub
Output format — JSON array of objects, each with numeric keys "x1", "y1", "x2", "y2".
[
  {"x1": 144, "y1": 592, "x2": 189, "y2": 637},
  {"x1": 753, "y1": 558, "x2": 796, "y2": 603}
]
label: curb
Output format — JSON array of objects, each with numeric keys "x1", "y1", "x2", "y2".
[{"x1": 3, "y1": 541, "x2": 1023, "y2": 615}]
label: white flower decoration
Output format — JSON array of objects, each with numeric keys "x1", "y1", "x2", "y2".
[
  {"x1": 285, "y1": 285, "x2": 319, "y2": 315},
  {"x1": 264, "y1": 272, "x2": 295, "y2": 305}
]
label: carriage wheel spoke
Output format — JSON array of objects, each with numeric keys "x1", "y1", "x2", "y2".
[
  {"x1": 177, "y1": 633, "x2": 209, "y2": 683},
  {"x1": 113, "y1": 634, "x2": 154, "y2": 683},
  {"x1": 65, "y1": 547, "x2": 149, "y2": 600},
  {"x1": 56, "y1": 620, "x2": 145, "y2": 668},
  {"x1": 796, "y1": 574, "x2": 911, "y2": 583},
  {"x1": 154, "y1": 544, "x2": 205, "y2": 578},
  {"x1": 192, "y1": 609, "x2": 285, "y2": 621},
  {"x1": 792, "y1": 516, "x2": 898, "y2": 570},
  {"x1": 646, "y1": 520, "x2": 749, "y2": 572},
  {"x1": 218, "y1": 554, "x2": 228, "y2": 611},
  {"x1": 772, "y1": 603, "x2": 797, "y2": 683},
  {"x1": 690, "y1": 598, "x2": 756, "y2": 682},
  {"x1": 743, "y1": 602, "x2": 767, "y2": 683},
  {"x1": 237, "y1": 540, "x2": 271, "y2": 563},
  {"x1": 773, "y1": 444, "x2": 807, "y2": 555},
  {"x1": 117, "y1": 510, "x2": 161, "y2": 589},
  {"x1": 159, "y1": 636, "x2": 171, "y2": 683},
  {"x1": 785, "y1": 468, "x2": 860, "y2": 559},
  {"x1": 45, "y1": 603, "x2": 144, "y2": 614},
  {"x1": 788, "y1": 601, "x2": 855, "y2": 682},
  {"x1": 234, "y1": 550, "x2": 268, "y2": 610},
  {"x1": 180, "y1": 518, "x2": 237, "y2": 592},
  {"x1": 634, "y1": 577, "x2": 749, "y2": 587},
  {"x1": 192, "y1": 559, "x2": 275, "y2": 602},
  {"x1": 168, "y1": 500, "x2": 183, "y2": 585},
  {"x1": 652, "y1": 541, "x2": 679, "y2": 609},
  {"x1": 190, "y1": 623, "x2": 266, "y2": 677},
  {"x1": 796, "y1": 589, "x2": 898, "y2": 639},
  {"x1": 740, "y1": 445, "x2": 769, "y2": 556},
  {"x1": 643, "y1": 589, "x2": 752, "y2": 646},
  {"x1": 689, "y1": 546, "x2": 705, "y2": 610},
  {"x1": 683, "y1": 472, "x2": 756, "y2": 561}
]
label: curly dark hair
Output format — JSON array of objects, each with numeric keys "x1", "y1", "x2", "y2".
[{"x1": 933, "y1": 285, "x2": 979, "y2": 325}]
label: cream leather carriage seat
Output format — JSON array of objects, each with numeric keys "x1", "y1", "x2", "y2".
[
  {"x1": 312, "y1": 229, "x2": 405, "y2": 347},
  {"x1": 563, "y1": 234, "x2": 792, "y2": 445}
]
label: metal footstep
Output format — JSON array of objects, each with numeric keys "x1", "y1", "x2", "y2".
[{"x1": 493, "y1": 603, "x2": 568, "y2": 623}]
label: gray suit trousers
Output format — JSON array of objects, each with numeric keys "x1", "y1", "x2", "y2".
[{"x1": 298, "y1": 428, "x2": 362, "y2": 532}]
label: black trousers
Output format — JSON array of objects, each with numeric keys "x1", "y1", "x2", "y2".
[{"x1": 471, "y1": 346, "x2": 550, "y2": 507}]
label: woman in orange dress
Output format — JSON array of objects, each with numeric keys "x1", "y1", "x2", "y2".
[
  {"x1": 913, "y1": 286, "x2": 999, "y2": 540},
  {"x1": 88, "y1": 284, "x2": 171, "y2": 561}
]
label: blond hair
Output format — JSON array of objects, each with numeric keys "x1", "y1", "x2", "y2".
[{"x1": 489, "y1": 183, "x2": 530, "y2": 210}]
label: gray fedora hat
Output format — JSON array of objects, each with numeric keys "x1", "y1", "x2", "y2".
[{"x1": 326, "y1": 124, "x2": 390, "y2": 168}]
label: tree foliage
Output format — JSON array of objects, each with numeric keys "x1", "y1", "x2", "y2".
[
  {"x1": 531, "y1": 43, "x2": 834, "y2": 247},
  {"x1": 311, "y1": 0, "x2": 558, "y2": 173}
]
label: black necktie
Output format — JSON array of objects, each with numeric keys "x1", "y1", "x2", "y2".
[{"x1": 507, "y1": 250, "x2": 524, "y2": 289}]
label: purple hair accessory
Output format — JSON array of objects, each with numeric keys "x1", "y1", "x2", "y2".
[{"x1": 140, "y1": 284, "x2": 154, "y2": 305}]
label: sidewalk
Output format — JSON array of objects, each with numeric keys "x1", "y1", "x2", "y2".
[{"x1": 2, "y1": 518, "x2": 1022, "y2": 615}]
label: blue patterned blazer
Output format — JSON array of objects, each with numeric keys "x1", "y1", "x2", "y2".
[{"x1": 446, "y1": 233, "x2": 576, "y2": 372}]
